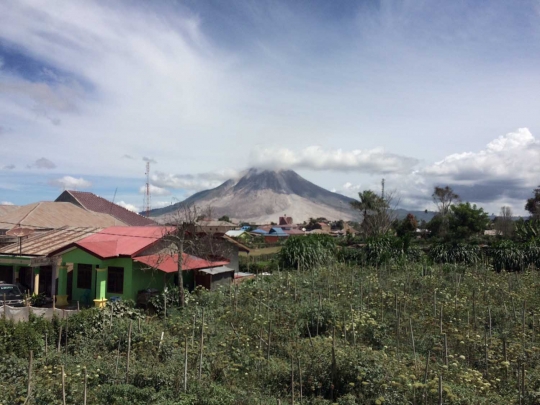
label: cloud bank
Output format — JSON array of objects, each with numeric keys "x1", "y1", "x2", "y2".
[
  {"x1": 27, "y1": 158, "x2": 56, "y2": 170},
  {"x1": 49, "y1": 176, "x2": 92, "y2": 190},
  {"x1": 249, "y1": 146, "x2": 419, "y2": 174}
]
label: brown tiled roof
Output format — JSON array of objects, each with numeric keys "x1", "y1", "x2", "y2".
[
  {"x1": 0, "y1": 205, "x2": 19, "y2": 217},
  {"x1": 0, "y1": 226, "x2": 103, "y2": 256},
  {"x1": 0, "y1": 202, "x2": 127, "y2": 231},
  {"x1": 60, "y1": 190, "x2": 155, "y2": 226}
]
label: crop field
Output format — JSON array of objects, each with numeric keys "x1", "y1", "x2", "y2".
[{"x1": 1, "y1": 262, "x2": 540, "y2": 404}]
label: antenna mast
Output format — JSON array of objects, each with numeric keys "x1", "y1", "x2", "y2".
[{"x1": 144, "y1": 161, "x2": 151, "y2": 217}]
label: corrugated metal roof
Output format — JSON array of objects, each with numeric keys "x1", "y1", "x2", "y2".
[
  {"x1": 59, "y1": 190, "x2": 156, "y2": 226},
  {"x1": 225, "y1": 230, "x2": 246, "y2": 237},
  {"x1": 0, "y1": 202, "x2": 127, "y2": 231},
  {"x1": 134, "y1": 253, "x2": 229, "y2": 273},
  {"x1": 0, "y1": 205, "x2": 19, "y2": 217},
  {"x1": 74, "y1": 226, "x2": 172, "y2": 259},
  {"x1": 0, "y1": 227, "x2": 103, "y2": 256}
]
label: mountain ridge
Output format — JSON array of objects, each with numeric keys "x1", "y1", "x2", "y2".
[{"x1": 148, "y1": 168, "x2": 436, "y2": 224}]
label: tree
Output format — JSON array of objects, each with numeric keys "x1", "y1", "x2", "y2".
[
  {"x1": 351, "y1": 190, "x2": 397, "y2": 237},
  {"x1": 494, "y1": 206, "x2": 514, "y2": 237},
  {"x1": 432, "y1": 186, "x2": 460, "y2": 216},
  {"x1": 448, "y1": 202, "x2": 490, "y2": 239},
  {"x1": 431, "y1": 186, "x2": 460, "y2": 236},
  {"x1": 163, "y1": 204, "x2": 234, "y2": 307},
  {"x1": 396, "y1": 213, "x2": 418, "y2": 238},
  {"x1": 525, "y1": 186, "x2": 540, "y2": 219},
  {"x1": 218, "y1": 215, "x2": 231, "y2": 223}
]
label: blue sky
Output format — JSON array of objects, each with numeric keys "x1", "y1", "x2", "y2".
[{"x1": 1, "y1": 0, "x2": 540, "y2": 215}]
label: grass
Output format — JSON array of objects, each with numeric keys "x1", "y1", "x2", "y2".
[{"x1": 239, "y1": 246, "x2": 281, "y2": 256}]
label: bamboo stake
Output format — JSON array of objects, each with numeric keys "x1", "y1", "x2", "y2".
[
  {"x1": 198, "y1": 308, "x2": 204, "y2": 380},
  {"x1": 114, "y1": 340, "x2": 120, "y2": 383},
  {"x1": 438, "y1": 374, "x2": 443, "y2": 405},
  {"x1": 57, "y1": 325, "x2": 62, "y2": 353},
  {"x1": 440, "y1": 304, "x2": 444, "y2": 334},
  {"x1": 267, "y1": 319, "x2": 272, "y2": 361},
  {"x1": 158, "y1": 331, "x2": 165, "y2": 352},
  {"x1": 83, "y1": 366, "x2": 87, "y2": 405},
  {"x1": 305, "y1": 322, "x2": 313, "y2": 346},
  {"x1": 126, "y1": 320, "x2": 132, "y2": 383},
  {"x1": 191, "y1": 314, "x2": 197, "y2": 348},
  {"x1": 45, "y1": 332, "x2": 48, "y2": 356},
  {"x1": 290, "y1": 352, "x2": 294, "y2": 405},
  {"x1": 423, "y1": 351, "x2": 430, "y2": 405},
  {"x1": 65, "y1": 315, "x2": 69, "y2": 355},
  {"x1": 61, "y1": 365, "x2": 66, "y2": 405},
  {"x1": 298, "y1": 355, "x2": 303, "y2": 403},
  {"x1": 184, "y1": 336, "x2": 188, "y2": 392},
  {"x1": 410, "y1": 318, "x2": 418, "y2": 372},
  {"x1": 443, "y1": 334, "x2": 448, "y2": 366}
]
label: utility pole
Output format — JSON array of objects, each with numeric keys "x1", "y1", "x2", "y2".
[
  {"x1": 144, "y1": 161, "x2": 151, "y2": 217},
  {"x1": 381, "y1": 178, "x2": 385, "y2": 200}
]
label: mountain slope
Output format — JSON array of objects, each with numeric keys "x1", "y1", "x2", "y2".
[{"x1": 149, "y1": 169, "x2": 358, "y2": 223}]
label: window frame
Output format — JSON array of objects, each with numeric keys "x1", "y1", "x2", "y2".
[
  {"x1": 107, "y1": 266, "x2": 124, "y2": 294},
  {"x1": 76, "y1": 264, "x2": 93, "y2": 290}
]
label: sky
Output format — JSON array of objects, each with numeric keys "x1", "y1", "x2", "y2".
[{"x1": 1, "y1": 0, "x2": 540, "y2": 216}]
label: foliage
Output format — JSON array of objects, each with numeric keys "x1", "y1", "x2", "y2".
[
  {"x1": 429, "y1": 242, "x2": 480, "y2": 264},
  {"x1": 525, "y1": 185, "x2": 540, "y2": 218},
  {"x1": 395, "y1": 213, "x2": 418, "y2": 238},
  {"x1": 4, "y1": 263, "x2": 540, "y2": 404},
  {"x1": 514, "y1": 218, "x2": 540, "y2": 242},
  {"x1": 279, "y1": 234, "x2": 336, "y2": 270},
  {"x1": 218, "y1": 215, "x2": 231, "y2": 223},
  {"x1": 448, "y1": 202, "x2": 490, "y2": 239},
  {"x1": 29, "y1": 292, "x2": 48, "y2": 307}
]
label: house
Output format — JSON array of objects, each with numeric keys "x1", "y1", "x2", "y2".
[
  {"x1": 0, "y1": 227, "x2": 103, "y2": 301},
  {"x1": 279, "y1": 215, "x2": 293, "y2": 226},
  {"x1": 264, "y1": 227, "x2": 289, "y2": 244},
  {"x1": 196, "y1": 220, "x2": 237, "y2": 234},
  {"x1": 48, "y1": 227, "x2": 249, "y2": 307},
  {"x1": 0, "y1": 204, "x2": 18, "y2": 217},
  {"x1": 55, "y1": 190, "x2": 155, "y2": 226},
  {"x1": 225, "y1": 229, "x2": 252, "y2": 241}
]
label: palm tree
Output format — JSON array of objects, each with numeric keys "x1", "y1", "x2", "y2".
[{"x1": 351, "y1": 190, "x2": 382, "y2": 220}]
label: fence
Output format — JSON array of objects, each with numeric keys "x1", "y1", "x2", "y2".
[{"x1": 0, "y1": 305, "x2": 79, "y2": 322}]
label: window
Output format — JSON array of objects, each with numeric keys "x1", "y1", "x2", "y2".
[
  {"x1": 107, "y1": 267, "x2": 124, "y2": 294},
  {"x1": 77, "y1": 264, "x2": 92, "y2": 289}
]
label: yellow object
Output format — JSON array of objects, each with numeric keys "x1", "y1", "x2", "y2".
[
  {"x1": 55, "y1": 295, "x2": 69, "y2": 307},
  {"x1": 93, "y1": 298, "x2": 107, "y2": 308}
]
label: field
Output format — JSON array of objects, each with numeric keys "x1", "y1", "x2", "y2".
[{"x1": 1, "y1": 262, "x2": 540, "y2": 404}]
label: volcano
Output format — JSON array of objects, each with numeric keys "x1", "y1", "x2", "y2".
[{"x1": 148, "y1": 169, "x2": 358, "y2": 223}]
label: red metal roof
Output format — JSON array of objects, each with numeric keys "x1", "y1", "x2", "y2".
[
  {"x1": 75, "y1": 226, "x2": 172, "y2": 259},
  {"x1": 134, "y1": 254, "x2": 229, "y2": 273},
  {"x1": 58, "y1": 190, "x2": 156, "y2": 226}
]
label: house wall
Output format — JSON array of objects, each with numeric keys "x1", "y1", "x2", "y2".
[{"x1": 62, "y1": 249, "x2": 135, "y2": 302}]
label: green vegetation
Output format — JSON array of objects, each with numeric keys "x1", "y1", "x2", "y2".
[{"x1": 2, "y1": 262, "x2": 540, "y2": 404}]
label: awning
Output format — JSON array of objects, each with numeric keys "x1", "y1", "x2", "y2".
[{"x1": 134, "y1": 253, "x2": 229, "y2": 273}]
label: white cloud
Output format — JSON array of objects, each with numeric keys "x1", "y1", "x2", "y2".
[
  {"x1": 1, "y1": 201, "x2": 14, "y2": 205},
  {"x1": 249, "y1": 146, "x2": 419, "y2": 174},
  {"x1": 116, "y1": 201, "x2": 139, "y2": 212},
  {"x1": 48, "y1": 176, "x2": 92, "y2": 189},
  {"x1": 421, "y1": 128, "x2": 540, "y2": 187},
  {"x1": 138, "y1": 184, "x2": 171, "y2": 196},
  {"x1": 151, "y1": 169, "x2": 238, "y2": 191},
  {"x1": 27, "y1": 157, "x2": 56, "y2": 170}
]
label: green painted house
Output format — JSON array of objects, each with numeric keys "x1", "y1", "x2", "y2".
[{"x1": 51, "y1": 226, "x2": 247, "y2": 307}]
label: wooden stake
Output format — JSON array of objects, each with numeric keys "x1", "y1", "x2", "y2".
[
  {"x1": 114, "y1": 340, "x2": 120, "y2": 383},
  {"x1": 158, "y1": 331, "x2": 165, "y2": 352},
  {"x1": 443, "y1": 334, "x2": 448, "y2": 366},
  {"x1": 290, "y1": 352, "x2": 294, "y2": 405},
  {"x1": 57, "y1": 325, "x2": 62, "y2": 353},
  {"x1": 45, "y1": 332, "x2": 48, "y2": 356},
  {"x1": 438, "y1": 374, "x2": 443, "y2": 405},
  {"x1": 410, "y1": 318, "x2": 418, "y2": 372},
  {"x1": 298, "y1": 355, "x2": 303, "y2": 403},
  {"x1": 83, "y1": 367, "x2": 88, "y2": 405},
  {"x1": 184, "y1": 336, "x2": 188, "y2": 392},
  {"x1": 126, "y1": 320, "x2": 132, "y2": 383},
  {"x1": 198, "y1": 308, "x2": 204, "y2": 380},
  {"x1": 61, "y1": 365, "x2": 66, "y2": 405}
]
